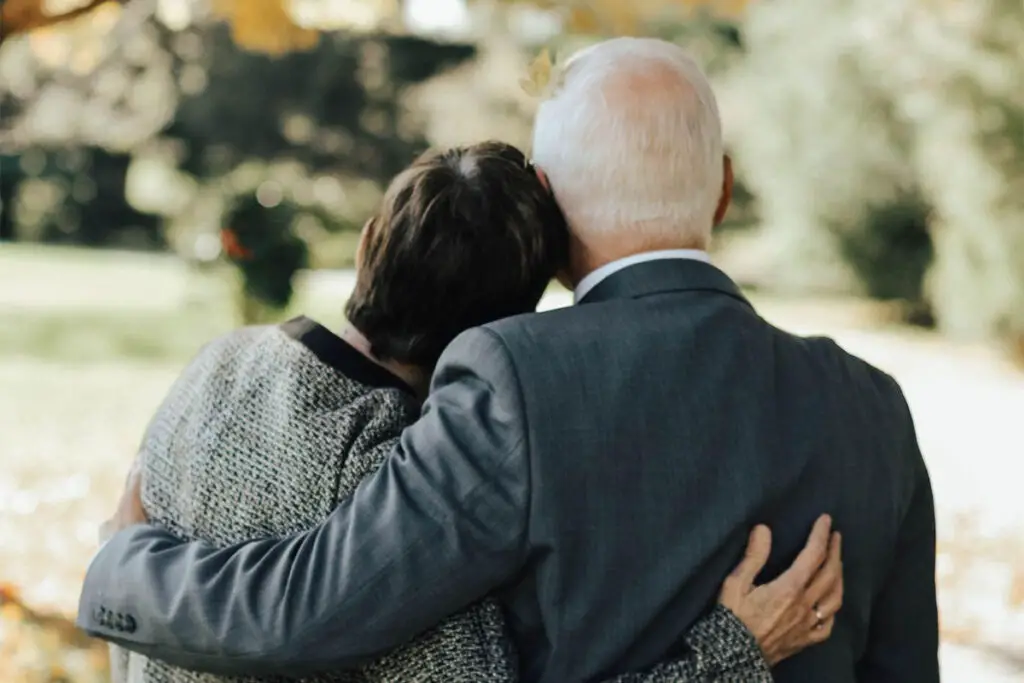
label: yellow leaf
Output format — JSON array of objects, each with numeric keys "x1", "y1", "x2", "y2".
[
  {"x1": 566, "y1": 6, "x2": 602, "y2": 34},
  {"x1": 210, "y1": 0, "x2": 320, "y2": 55},
  {"x1": 601, "y1": 2, "x2": 638, "y2": 34},
  {"x1": 529, "y1": 0, "x2": 754, "y2": 36},
  {"x1": 0, "y1": 603, "x2": 23, "y2": 621},
  {"x1": 521, "y1": 47, "x2": 553, "y2": 98},
  {"x1": 89, "y1": 646, "x2": 111, "y2": 669}
]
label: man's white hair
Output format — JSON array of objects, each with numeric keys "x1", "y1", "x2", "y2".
[{"x1": 532, "y1": 38, "x2": 724, "y2": 249}]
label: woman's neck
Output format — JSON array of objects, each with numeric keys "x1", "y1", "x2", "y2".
[{"x1": 339, "y1": 324, "x2": 429, "y2": 399}]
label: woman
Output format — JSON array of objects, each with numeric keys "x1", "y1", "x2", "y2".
[{"x1": 110, "y1": 142, "x2": 841, "y2": 683}]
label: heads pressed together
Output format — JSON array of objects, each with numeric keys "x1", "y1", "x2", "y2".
[{"x1": 347, "y1": 39, "x2": 731, "y2": 371}]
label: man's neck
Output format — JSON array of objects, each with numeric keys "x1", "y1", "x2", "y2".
[
  {"x1": 339, "y1": 325, "x2": 429, "y2": 399},
  {"x1": 564, "y1": 237, "x2": 710, "y2": 292}
]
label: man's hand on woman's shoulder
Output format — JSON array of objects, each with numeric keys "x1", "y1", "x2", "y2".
[{"x1": 719, "y1": 514, "x2": 843, "y2": 665}]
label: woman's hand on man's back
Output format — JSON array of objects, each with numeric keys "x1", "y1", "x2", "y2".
[{"x1": 719, "y1": 514, "x2": 843, "y2": 665}]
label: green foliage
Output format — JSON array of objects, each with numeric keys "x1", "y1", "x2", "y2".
[
  {"x1": 728, "y1": 0, "x2": 1024, "y2": 354},
  {"x1": 651, "y1": 11, "x2": 745, "y2": 76},
  {"x1": 841, "y1": 195, "x2": 934, "y2": 305},
  {"x1": 4, "y1": 148, "x2": 164, "y2": 248},
  {"x1": 222, "y1": 195, "x2": 309, "y2": 322},
  {"x1": 725, "y1": 0, "x2": 923, "y2": 294},
  {"x1": 1, "y1": 14, "x2": 478, "y2": 317},
  {"x1": 878, "y1": 0, "x2": 1024, "y2": 352}
]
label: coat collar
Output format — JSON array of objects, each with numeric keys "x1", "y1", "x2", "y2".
[
  {"x1": 279, "y1": 317, "x2": 416, "y2": 396},
  {"x1": 577, "y1": 258, "x2": 752, "y2": 309}
]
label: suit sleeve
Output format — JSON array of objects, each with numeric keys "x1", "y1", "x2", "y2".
[
  {"x1": 856, "y1": 393, "x2": 940, "y2": 683},
  {"x1": 76, "y1": 327, "x2": 532, "y2": 676}
]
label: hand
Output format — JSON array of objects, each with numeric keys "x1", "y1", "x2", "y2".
[
  {"x1": 98, "y1": 457, "x2": 148, "y2": 544},
  {"x1": 718, "y1": 514, "x2": 843, "y2": 666}
]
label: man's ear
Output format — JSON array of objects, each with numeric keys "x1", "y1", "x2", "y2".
[
  {"x1": 713, "y1": 155, "x2": 734, "y2": 227},
  {"x1": 533, "y1": 165, "x2": 552, "y2": 193}
]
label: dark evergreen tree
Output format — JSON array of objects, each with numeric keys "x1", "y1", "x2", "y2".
[{"x1": 221, "y1": 194, "x2": 307, "y2": 320}]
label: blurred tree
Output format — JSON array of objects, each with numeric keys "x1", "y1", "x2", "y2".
[
  {"x1": 162, "y1": 25, "x2": 473, "y2": 188},
  {"x1": 221, "y1": 193, "x2": 309, "y2": 323},
  {"x1": 0, "y1": 0, "x2": 476, "y2": 318},
  {"x1": 727, "y1": 0, "x2": 1024, "y2": 360},
  {"x1": 876, "y1": 0, "x2": 1024, "y2": 361},
  {"x1": 724, "y1": 0, "x2": 928, "y2": 298},
  {"x1": 492, "y1": 0, "x2": 750, "y2": 35},
  {"x1": 0, "y1": 0, "x2": 751, "y2": 54},
  {"x1": 182, "y1": 0, "x2": 755, "y2": 46},
  {"x1": 11, "y1": 147, "x2": 165, "y2": 248},
  {"x1": 0, "y1": 154, "x2": 18, "y2": 240}
]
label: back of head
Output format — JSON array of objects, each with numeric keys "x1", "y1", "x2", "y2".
[
  {"x1": 532, "y1": 38, "x2": 724, "y2": 252},
  {"x1": 345, "y1": 141, "x2": 568, "y2": 368}
]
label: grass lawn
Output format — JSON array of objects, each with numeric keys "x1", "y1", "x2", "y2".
[
  {"x1": 0, "y1": 244, "x2": 571, "y2": 363},
  {"x1": 0, "y1": 244, "x2": 343, "y2": 363}
]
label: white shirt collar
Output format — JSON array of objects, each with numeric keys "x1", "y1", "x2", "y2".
[{"x1": 573, "y1": 249, "x2": 711, "y2": 304}]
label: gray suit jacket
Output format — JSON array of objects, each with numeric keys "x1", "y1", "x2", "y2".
[{"x1": 78, "y1": 259, "x2": 938, "y2": 682}]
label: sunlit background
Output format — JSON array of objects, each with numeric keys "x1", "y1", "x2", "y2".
[{"x1": 0, "y1": 0, "x2": 1022, "y2": 681}]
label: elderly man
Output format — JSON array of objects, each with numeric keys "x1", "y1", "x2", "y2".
[{"x1": 78, "y1": 38, "x2": 938, "y2": 682}]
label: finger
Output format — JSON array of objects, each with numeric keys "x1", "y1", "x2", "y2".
[
  {"x1": 129, "y1": 462, "x2": 143, "y2": 490},
  {"x1": 778, "y1": 514, "x2": 832, "y2": 589},
  {"x1": 128, "y1": 464, "x2": 148, "y2": 517},
  {"x1": 803, "y1": 580, "x2": 843, "y2": 634},
  {"x1": 805, "y1": 531, "x2": 842, "y2": 606},
  {"x1": 816, "y1": 579, "x2": 843, "y2": 619},
  {"x1": 729, "y1": 524, "x2": 772, "y2": 586},
  {"x1": 814, "y1": 544, "x2": 844, "y2": 617},
  {"x1": 124, "y1": 455, "x2": 143, "y2": 488},
  {"x1": 808, "y1": 616, "x2": 835, "y2": 644}
]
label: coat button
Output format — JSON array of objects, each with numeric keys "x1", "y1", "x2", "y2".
[
  {"x1": 123, "y1": 614, "x2": 137, "y2": 633},
  {"x1": 114, "y1": 612, "x2": 125, "y2": 631}
]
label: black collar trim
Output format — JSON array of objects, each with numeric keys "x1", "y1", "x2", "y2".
[{"x1": 279, "y1": 316, "x2": 416, "y2": 397}]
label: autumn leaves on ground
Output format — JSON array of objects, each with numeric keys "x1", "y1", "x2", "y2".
[{"x1": 1, "y1": 585, "x2": 109, "y2": 683}]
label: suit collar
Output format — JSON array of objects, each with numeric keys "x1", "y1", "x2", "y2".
[
  {"x1": 577, "y1": 258, "x2": 752, "y2": 309},
  {"x1": 573, "y1": 249, "x2": 711, "y2": 302}
]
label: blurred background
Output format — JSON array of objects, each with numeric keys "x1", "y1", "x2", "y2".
[{"x1": 0, "y1": 0, "x2": 1022, "y2": 680}]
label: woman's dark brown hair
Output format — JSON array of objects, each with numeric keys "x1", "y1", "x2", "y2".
[{"x1": 344, "y1": 141, "x2": 568, "y2": 368}]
